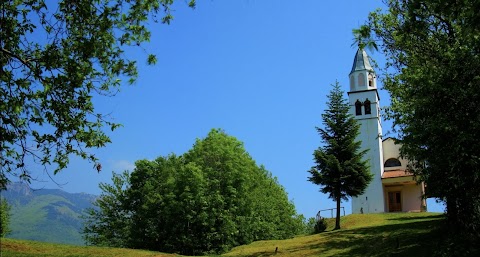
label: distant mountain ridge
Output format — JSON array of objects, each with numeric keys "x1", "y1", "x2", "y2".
[{"x1": 1, "y1": 182, "x2": 97, "y2": 245}]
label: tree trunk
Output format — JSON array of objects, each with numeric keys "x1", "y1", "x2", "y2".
[
  {"x1": 334, "y1": 197, "x2": 341, "y2": 230},
  {"x1": 446, "y1": 195, "x2": 458, "y2": 232}
]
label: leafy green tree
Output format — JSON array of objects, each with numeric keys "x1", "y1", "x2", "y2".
[
  {"x1": 308, "y1": 82, "x2": 371, "y2": 230},
  {"x1": 182, "y1": 129, "x2": 302, "y2": 253},
  {"x1": 0, "y1": 0, "x2": 195, "y2": 189},
  {"x1": 362, "y1": 0, "x2": 480, "y2": 249},
  {"x1": 83, "y1": 129, "x2": 304, "y2": 255},
  {"x1": 304, "y1": 217, "x2": 317, "y2": 234},
  {"x1": 82, "y1": 171, "x2": 131, "y2": 247},
  {"x1": 0, "y1": 197, "x2": 11, "y2": 237}
]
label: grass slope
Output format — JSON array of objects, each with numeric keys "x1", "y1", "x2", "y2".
[
  {"x1": 1, "y1": 212, "x2": 444, "y2": 257},
  {"x1": 225, "y1": 212, "x2": 444, "y2": 257},
  {"x1": 0, "y1": 239, "x2": 181, "y2": 257}
]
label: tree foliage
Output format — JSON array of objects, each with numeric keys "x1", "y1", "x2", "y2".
[
  {"x1": 352, "y1": 25, "x2": 378, "y2": 52},
  {"x1": 0, "y1": 197, "x2": 11, "y2": 237},
  {"x1": 308, "y1": 82, "x2": 371, "y2": 230},
  {"x1": 83, "y1": 129, "x2": 304, "y2": 255},
  {"x1": 0, "y1": 0, "x2": 195, "y2": 189},
  {"x1": 362, "y1": 0, "x2": 480, "y2": 253},
  {"x1": 82, "y1": 170, "x2": 131, "y2": 247}
]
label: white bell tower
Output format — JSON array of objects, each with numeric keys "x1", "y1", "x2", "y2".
[{"x1": 348, "y1": 48, "x2": 385, "y2": 214}]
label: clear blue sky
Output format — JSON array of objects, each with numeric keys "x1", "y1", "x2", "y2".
[{"x1": 28, "y1": 0, "x2": 444, "y2": 218}]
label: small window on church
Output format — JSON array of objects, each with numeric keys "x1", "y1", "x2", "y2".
[
  {"x1": 364, "y1": 99, "x2": 371, "y2": 114},
  {"x1": 358, "y1": 73, "x2": 365, "y2": 87},
  {"x1": 350, "y1": 75, "x2": 355, "y2": 91},
  {"x1": 355, "y1": 100, "x2": 362, "y2": 116},
  {"x1": 368, "y1": 73, "x2": 374, "y2": 87},
  {"x1": 384, "y1": 158, "x2": 402, "y2": 167}
]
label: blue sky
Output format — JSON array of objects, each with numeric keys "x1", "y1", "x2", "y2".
[{"x1": 28, "y1": 0, "x2": 444, "y2": 218}]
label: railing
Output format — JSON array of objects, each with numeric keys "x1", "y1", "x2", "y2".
[{"x1": 316, "y1": 207, "x2": 346, "y2": 220}]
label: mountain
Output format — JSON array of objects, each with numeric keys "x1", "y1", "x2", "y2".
[{"x1": 1, "y1": 182, "x2": 97, "y2": 245}]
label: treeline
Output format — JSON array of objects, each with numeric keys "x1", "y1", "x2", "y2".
[{"x1": 83, "y1": 129, "x2": 304, "y2": 255}]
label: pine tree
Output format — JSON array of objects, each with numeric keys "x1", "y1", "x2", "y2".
[{"x1": 308, "y1": 81, "x2": 372, "y2": 230}]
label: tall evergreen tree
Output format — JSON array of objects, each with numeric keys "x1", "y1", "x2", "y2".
[{"x1": 308, "y1": 82, "x2": 372, "y2": 230}]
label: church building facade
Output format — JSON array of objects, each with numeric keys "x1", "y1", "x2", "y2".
[{"x1": 348, "y1": 48, "x2": 427, "y2": 213}]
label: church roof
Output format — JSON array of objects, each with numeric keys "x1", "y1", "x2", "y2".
[{"x1": 350, "y1": 48, "x2": 373, "y2": 74}]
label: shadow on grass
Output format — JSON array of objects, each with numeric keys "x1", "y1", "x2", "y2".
[
  {"x1": 288, "y1": 219, "x2": 444, "y2": 257},
  {"x1": 225, "y1": 217, "x2": 446, "y2": 257},
  {"x1": 387, "y1": 214, "x2": 445, "y2": 222}
]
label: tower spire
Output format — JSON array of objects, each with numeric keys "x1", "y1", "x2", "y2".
[
  {"x1": 350, "y1": 48, "x2": 373, "y2": 74},
  {"x1": 349, "y1": 48, "x2": 377, "y2": 92}
]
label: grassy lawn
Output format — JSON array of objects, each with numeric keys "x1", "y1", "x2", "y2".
[
  {"x1": 1, "y1": 212, "x2": 444, "y2": 257},
  {"x1": 0, "y1": 239, "x2": 182, "y2": 257},
  {"x1": 224, "y1": 212, "x2": 444, "y2": 257}
]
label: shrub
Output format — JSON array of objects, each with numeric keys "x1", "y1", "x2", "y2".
[{"x1": 314, "y1": 218, "x2": 327, "y2": 233}]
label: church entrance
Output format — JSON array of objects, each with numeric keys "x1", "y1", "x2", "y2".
[{"x1": 388, "y1": 191, "x2": 402, "y2": 212}]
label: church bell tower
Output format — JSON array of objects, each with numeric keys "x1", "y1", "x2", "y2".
[{"x1": 348, "y1": 48, "x2": 385, "y2": 213}]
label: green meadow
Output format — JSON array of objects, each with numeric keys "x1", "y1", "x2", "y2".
[{"x1": 2, "y1": 212, "x2": 444, "y2": 257}]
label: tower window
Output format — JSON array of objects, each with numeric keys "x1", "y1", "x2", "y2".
[
  {"x1": 350, "y1": 75, "x2": 355, "y2": 91},
  {"x1": 364, "y1": 99, "x2": 371, "y2": 114},
  {"x1": 358, "y1": 73, "x2": 365, "y2": 87},
  {"x1": 355, "y1": 100, "x2": 362, "y2": 116},
  {"x1": 384, "y1": 158, "x2": 402, "y2": 167},
  {"x1": 368, "y1": 73, "x2": 375, "y2": 87}
]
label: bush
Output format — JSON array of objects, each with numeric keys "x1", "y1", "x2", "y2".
[{"x1": 314, "y1": 218, "x2": 327, "y2": 233}]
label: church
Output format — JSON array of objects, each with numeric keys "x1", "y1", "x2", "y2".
[{"x1": 348, "y1": 48, "x2": 427, "y2": 214}]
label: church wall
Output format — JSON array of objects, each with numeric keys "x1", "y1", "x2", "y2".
[
  {"x1": 382, "y1": 138, "x2": 408, "y2": 171},
  {"x1": 383, "y1": 184, "x2": 425, "y2": 212},
  {"x1": 402, "y1": 184, "x2": 424, "y2": 212}
]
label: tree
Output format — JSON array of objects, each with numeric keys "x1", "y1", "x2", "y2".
[
  {"x1": 82, "y1": 171, "x2": 131, "y2": 247},
  {"x1": 308, "y1": 82, "x2": 371, "y2": 230},
  {"x1": 83, "y1": 129, "x2": 304, "y2": 255},
  {"x1": 352, "y1": 25, "x2": 378, "y2": 52},
  {"x1": 0, "y1": 0, "x2": 195, "y2": 189},
  {"x1": 362, "y1": 0, "x2": 480, "y2": 249},
  {"x1": 0, "y1": 197, "x2": 11, "y2": 237}
]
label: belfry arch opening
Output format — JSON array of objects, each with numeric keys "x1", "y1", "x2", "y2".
[
  {"x1": 355, "y1": 100, "x2": 362, "y2": 116},
  {"x1": 368, "y1": 73, "x2": 375, "y2": 87},
  {"x1": 364, "y1": 99, "x2": 371, "y2": 115}
]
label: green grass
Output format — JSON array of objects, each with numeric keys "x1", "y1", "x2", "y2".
[
  {"x1": 0, "y1": 239, "x2": 182, "y2": 257},
  {"x1": 225, "y1": 212, "x2": 444, "y2": 257},
  {"x1": 1, "y1": 212, "x2": 444, "y2": 257}
]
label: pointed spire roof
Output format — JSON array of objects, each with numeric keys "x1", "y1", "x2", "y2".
[{"x1": 350, "y1": 48, "x2": 373, "y2": 74}]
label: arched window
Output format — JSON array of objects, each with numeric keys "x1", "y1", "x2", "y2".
[
  {"x1": 364, "y1": 99, "x2": 371, "y2": 115},
  {"x1": 384, "y1": 158, "x2": 402, "y2": 167},
  {"x1": 358, "y1": 73, "x2": 365, "y2": 87},
  {"x1": 368, "y1": 73, "x2": 375, "y2": 87},
  {"x1": 350, "y1": 75, "x2": 355, "y2": 91},
  {"x1": 355, "y1": 100, "x2": 362, "y2": 116}
]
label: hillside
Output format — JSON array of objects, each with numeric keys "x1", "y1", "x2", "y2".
[
  {"x1": 225, "y1": 212, "x2": 444, "y2": 257},
  {"x1": 2, "y1": 182, "x2": 96, "y2": 245},
  {"x1": 2, "y1": 212, "x2": 445, "y2": 257}
]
